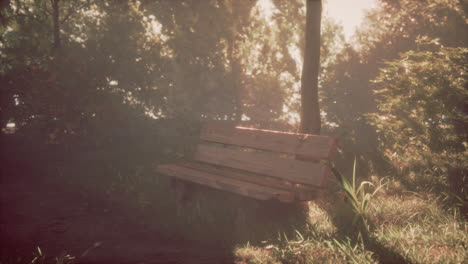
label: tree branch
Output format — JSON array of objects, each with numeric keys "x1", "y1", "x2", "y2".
[{"x1": 60, "y1": 1, "x2": 89, "y2": 24}]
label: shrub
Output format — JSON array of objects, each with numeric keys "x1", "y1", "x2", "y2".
[{"x1": 368, "y1": 38, "x2": 467, "y2": 199}]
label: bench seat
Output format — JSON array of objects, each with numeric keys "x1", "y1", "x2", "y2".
[
  {"x1": 157, "y1": 123, "x2": 337, "y2": 202},
  {"x1": 158, "y1": 162, "x2": 320, "y2": 202}
]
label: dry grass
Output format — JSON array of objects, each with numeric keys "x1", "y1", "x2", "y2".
[
  {"x1": 234, "y1": 237, "x2": 376, "y2": 264},
  {"x1": 234, "y1": 178, "x2": 467, "y2": 264},
  {"x1": 370, "y1": 193, "x2": 467, "y2": 264},
  {"x1": 234, "y1": 244, "x2": 280, "y2": 264}
]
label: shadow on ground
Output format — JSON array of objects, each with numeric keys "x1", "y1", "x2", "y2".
[
  {"x1": 0, "y1": 150, "x2": 236, "y2": 263},
  {"x1": 1, "y1": 143, "x2": 309, "y2": 264}
]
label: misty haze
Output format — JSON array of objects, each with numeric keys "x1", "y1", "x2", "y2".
[{"x1": 0, "y1": 0, "x2": 466, "y2": 263}]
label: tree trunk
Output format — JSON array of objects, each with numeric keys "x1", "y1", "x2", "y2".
[
  {"x1": 226, "y1": 1, "x2": 243, "y2": 123},
  {"x1": 51, "y1": 0, "x2": 61, "y2": 51},
  {"x1": 300, "y1": 0, "x2": 322, "y2": 135},
  {"x1": 228, "y1": 40, "x2": 242, "y2": 122}
]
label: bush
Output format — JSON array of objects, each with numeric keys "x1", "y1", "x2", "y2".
[{"x1": 368, "y1": 38, "x2": 467, "y2": 199}]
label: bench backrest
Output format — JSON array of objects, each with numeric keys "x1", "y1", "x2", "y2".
[{"x1": 193, "y1": 123, "x2": 337, "y2": 188}]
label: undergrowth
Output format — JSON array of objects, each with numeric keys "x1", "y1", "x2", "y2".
[
  {"x1": 3, "y1": 146, "x2": 465, "y2": 263},
  {"x1": 66, "y1": 155, "x2": 466, "y2": 264},
  {"x1": 234, "y1": 163, "x2": 467, "y2": 264}
]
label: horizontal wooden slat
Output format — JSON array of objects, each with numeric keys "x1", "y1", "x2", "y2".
[
  {"x1": 200, "y1": 123, "x2": 337, "y2": 160},
  {"x1": 194, "y1": 144, "x2": 330, "y2": 188},
  {"x1": 180, "y1": 162, "x2": 318, "y2": 201},
  {"x1": 157, "y1": 164, "x2": 295, "y2": 202}
]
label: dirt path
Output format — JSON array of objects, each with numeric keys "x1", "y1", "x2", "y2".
[{"x1": 0, "y1": 160, "x2": 233, "y2": 264}]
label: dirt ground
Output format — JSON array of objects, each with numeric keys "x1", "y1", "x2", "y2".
[{"x1": 0, "y1": 157, "x2": 233, "y2": 264}]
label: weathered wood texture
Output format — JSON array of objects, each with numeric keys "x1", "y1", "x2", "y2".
[
  {"x1": 157, "y1": 123, "x2": 337, "y2": 202},
  {"x1": 200, "y1": 123, "x2": 336, "y2": 160},
  {"x1": 158, "y1": 163, "x2": 295, "y2": 202},
  {"x1": 194, "y1": 144, "x2": 330, "y2": 188},
  {"x1": 181, "y1": 162, "x2": 318, "y2": 201}
]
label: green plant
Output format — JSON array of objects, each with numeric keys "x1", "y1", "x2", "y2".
[
  {"x1": 329, "y1": 238, "x2": 376, "y2": 264},
  {"x1": 337, "y1": 157, "x2": 387, "y2": 231}
]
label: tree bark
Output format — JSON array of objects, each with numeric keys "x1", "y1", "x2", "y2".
[
  {"x1": 228, "y1": 40, "x2": 242, "y2": 122},
  {"x1": 51, "y1": 0, "x2": 61, "y2": 51},
  {"x1": 226, "y1": 1, "x2": 243, "y2": 123},
  {"x1": 300, "y1": 0, "x2": 322, "y2": 135}
]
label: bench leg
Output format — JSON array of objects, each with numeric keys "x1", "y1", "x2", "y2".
[{"x1": 170, "y1": 178, "x2": 195, "y2": 205}]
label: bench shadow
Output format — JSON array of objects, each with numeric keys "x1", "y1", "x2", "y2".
[{"x1": 172, "y1": 180, "x2": 310, "y2": 246}]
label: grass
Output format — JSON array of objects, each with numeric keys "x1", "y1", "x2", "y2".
[
  {"x1": 370, "y1": 194, "x2": 467, "y2": 264},
  {"x1": 234, "y1": 170, "x2": 467, "y2": 264},
  {"x1": 234, "y1": 222, "x2": 377, "y2": 264},
  {"x1": 334, "y1": 157, "x2": 388, "y2": 232},
  {"x1": 0, "y1": 247, "x2": 75, "y2": 264}
]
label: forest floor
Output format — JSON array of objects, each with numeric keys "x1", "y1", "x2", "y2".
[
  {"x1": 0, "y1": 154, "x2": 233, "y2": 264},
  {"x1": 1, "y1": 146, "x2": 466, "y2": 264}
]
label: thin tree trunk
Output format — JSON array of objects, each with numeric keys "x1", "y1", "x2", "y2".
[
  {"x1": 226, "y1": 1, "x2": 242, "y2": 123},
  {"x1": 51, "y1": 0, "x2": 61, "y2": 51},
  {"x1": 300, "y1": 0, "x2": 322, "y2": 135},
  {"x1": 228, "y1": 41, "x2": 242, "y2": 122}
]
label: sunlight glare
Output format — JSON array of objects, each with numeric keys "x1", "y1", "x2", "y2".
[
  {"x1": 325, "y1": 0, "x2": 377, "y2": 40},
  {"x1": 258, "y1": 0, "x2": 378, "y2": 41}
]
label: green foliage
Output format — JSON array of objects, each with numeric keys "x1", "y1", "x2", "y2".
[
  {"x1": 1, "y1": 0, "x2": 339, "y2": 143},
  {"x1": 369, "y1": 39, "x2": 468, "y2": 197},
  {"x1": 320, "y1": 0, "x2": 467, "y2": 177},
  {"x1": 1, "y1": 0, "x2": 170, "y2": 145}
]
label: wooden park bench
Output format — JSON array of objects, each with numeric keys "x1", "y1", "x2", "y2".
[{"x1": 157, "y1": 123, "x2": 337, "y2": 203}]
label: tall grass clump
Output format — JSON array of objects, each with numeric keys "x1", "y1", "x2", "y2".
[{"x1": 335, "y1": 157, "x2": 387, "y2": 232}]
